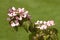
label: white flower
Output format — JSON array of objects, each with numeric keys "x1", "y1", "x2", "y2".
[
  {"x1": 14, "y1": 20, "x2": 19, "y2": 26},
  {"x1": 36, "y1": 25, "x2": 47, "y2": 30},
  {"x1": 23, "y1": 14, "x2": 27, "y2": 18},
  {"x1": 23, "y1": 11, "x2": 29, "y2": 18},
  {"x1": 39, "y1": 21, "x2": 43, "y2": 24},
  {"x1": 21, "y1": 8, "x2": 25, "y2": 12},
  {"x1": 40, "y1": 25, "x2": 47, "y2": 30},
  {"x1": 12, "y1": 12, "x2": 17, "y2": 16},
  {"x1": 35, "y1": 20, "x2": 55, "y2": 30},
  {"x1": 12, "y1": 7, "x2": 16, "y2": 11},
  {"x1": 35, "y1": 20, "x2": 40, "y2": 25},
  {"x1": 43, "y1": 21, "x2": 47, "y2": 25},
  {"x1": 15, "y1": 22, "x2": 19, "y2": 26},
  {"x1": 37, "y1": 20, "x2": 40, "y2": 23},
  {"x1": 8, "y1": 13, "x2": 13, "y2": 17},
  {"x1": 19, "y1": 16, "x2": 22, "y2": 20},
  {"x1": 11, "y1": 22, "x2": 16, "y2": 27},
  {"x1": 24, "y1": 11, "x2": 28, "y2": 14},
  {"x1": 22, "y1": 8, "x2": 24, "y2": 10},
  {"x1": 18, "y1": 8, "x2": 21, "y2": 13}
]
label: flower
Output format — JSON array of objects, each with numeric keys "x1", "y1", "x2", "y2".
[
  {"x1": 8, "y1": 13, "x2": 13, "y2": 17},
  {"x1": 24, "y1": 11, "x2": 28, "y2": 14},
  {"x1": 43, "y1": 21, "x2": 47, "y2": 25},
  {"x1": 47, "y1": 21, "x2": 51, "y2": 26},
  {"x1": 36, "y1": 25, "x2": 47, "y2": 30},
  {"x1": 18, "y1": 8, "x2": 25, "y2": 13},
  {"x1": 7, "y1": 7, "x2": 31, "y2": 27},
  {"x1": 10, "y1": 21, "x2": 16, "y2": 27},
  {"x1": 35, "y1": 20, "x2": 43, "y2": 25},
  {"x1": 12, "y1": 6, "x2": 16, "y2": 11},
  {"x1": 15, "y1": 20, "x2": 19, "y2": 26},
  {"x1": 18, "y1": 16, "x2": 22, "y2": 20},
  {"x1": 21, "y1": 8, "x2": 25, "y2": 12},
  {"x1": 35, "y1": 20, "x2": 40, "y2": 25},
  {"x1": 35, "y1": 20, "x2": 55, "y2": 30},
  {"x1": 12, "y1": 12, "x2": 17, "y2": 16},
  {"x1": 40, "y1": 25, "x2": 47, "y2": 30},
  {"x1": 23, "y1": 11, "x2": 29, "y2": 18},
  {"x1": 23, "y1": 15, "x2": 27, "y2": 18},
  {"x1": 39, "y1": 21, "x2": 43, "y2": 24},
  {"x1": 49, "y1": 20, "x2": 55, "y2": 26}
]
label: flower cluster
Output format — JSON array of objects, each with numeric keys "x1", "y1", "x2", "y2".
[
  {"x1": 7, "y1": 7, "x2": 31, "y2": 27},
  {"x1": 7, "y1": 7, "x2": 58, "y2": 40},
  {"x1": 34, "y1": 20, "x2": 55, "y2": 30},
  {"x1": 30, "y1": 20, "x2": 58, "y2": 40}
]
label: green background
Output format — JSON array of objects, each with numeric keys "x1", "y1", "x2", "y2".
[{"x1": 0, "y1": 0, "x2": 60, "y2": 40}]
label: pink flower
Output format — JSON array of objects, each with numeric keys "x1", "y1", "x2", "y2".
[
  {"x1": 49, "y1": 20, "x2": 55, "y2": 26},
  {"x1": 11, "y1": 21, "x2": 16, "y2": 27},
  {"x1": 43, "y1": 21, "x2": 47, "y2": 25},
  {"x1": 12, "y1": 12, "x2": 17, "y2": 16},
  {"x1": 18, "y1": 8, "x2": 21, "y2": 13},
  {"x1": 23, "y1": 11, "x2": 28, "y2": 18},
  {"x1": 18, "y1": 8, "x2": 25, "y2": 13},
  {"x1": 47, "y1": 21, "x2": 51, "y2": 26},
  {"x1": 21, "y1": 8, "x2": 25, "y2": 12}
]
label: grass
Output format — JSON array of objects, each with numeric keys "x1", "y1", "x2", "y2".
[{"x1": 0, "y1": 0, "x2": 60, "y2": 40}]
